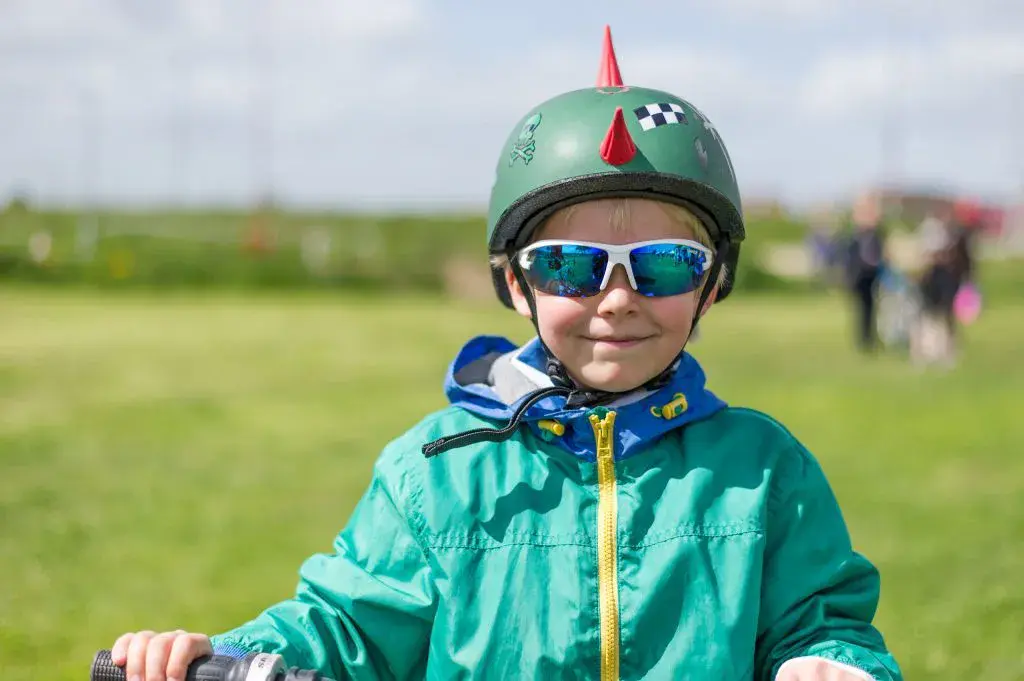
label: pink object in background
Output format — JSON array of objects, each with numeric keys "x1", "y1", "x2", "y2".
[{"x1": 953, "y1": 283, "x2": 982, "y2": 325}]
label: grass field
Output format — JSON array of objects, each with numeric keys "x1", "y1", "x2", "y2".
[{"x1": 1, "y1": 287, "x2": 1022, "y2": 681}]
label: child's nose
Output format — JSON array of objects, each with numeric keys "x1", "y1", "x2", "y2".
[{"x1": 598, "y1": 264, "x2": 639, "y2": 311}]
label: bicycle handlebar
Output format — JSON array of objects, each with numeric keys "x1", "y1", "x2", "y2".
[{"x1": 90, "y1": 650, "x2": 335, "y2": 681}]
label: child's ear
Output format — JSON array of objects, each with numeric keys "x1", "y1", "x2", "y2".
[{"x1": 504, "y1": 266, "x2": 534, "y2": 320}]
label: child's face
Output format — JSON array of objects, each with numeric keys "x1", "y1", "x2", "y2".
[{"x1": 505, "y1": 199, "x2": 716, "y2": 393}]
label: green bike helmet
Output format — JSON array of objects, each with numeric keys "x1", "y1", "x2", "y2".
[{"x1": 487, "y1": 28, "x2": 744, "y2": 309}]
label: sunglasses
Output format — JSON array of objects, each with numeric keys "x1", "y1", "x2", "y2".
[{"x1": 516, "y1": 239, "x2": 714, "y2": 298}]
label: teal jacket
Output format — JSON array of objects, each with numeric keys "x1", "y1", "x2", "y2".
[{"x1": 210, "y1": 336, "x2": 902, "y2": 680}]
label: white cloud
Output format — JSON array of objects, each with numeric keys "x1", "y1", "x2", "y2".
[
  {"x1": 715, "y1": 0, "x2": 840, "y2": 21},
  {"x1": 0, "y1": 0, "x2": 434, "y2": 204},
  {"x1": 714, "y1": 0, "x2": 1024, "y2": 26},
  {"x1": 800, "y1": 30, "x2": 1024, "y2": 118},
  {"x1": 267, "y1": 0, "x2": 423, "y2": 41},
  {"x1": 0, "y1": 0, "x2": 424, "y2": 43},
  {"x1": 0, "y1": 0, "x2": 132, "y2": 42},
  {"x1": 0, "y1": 0, "x2": 430, "y2": 125}
]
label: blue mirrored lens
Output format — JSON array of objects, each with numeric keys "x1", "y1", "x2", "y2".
[
  {"x1": 522, "y1": 244, "x2": 607, "y2": 297},
  {"x1": 629, "y1": 244, "x2": 707, "y2": 296}
]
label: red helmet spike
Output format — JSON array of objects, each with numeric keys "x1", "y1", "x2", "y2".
[
  {"x1": 599, "y1": 106, "x2": 636, "y2": 165},
  {"x1": 596, "y1": 25, "x2": 623, "y2": 87}
]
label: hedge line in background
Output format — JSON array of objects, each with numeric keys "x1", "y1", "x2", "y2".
[{"x1": 0, "y1": 208, "x2": 813, "y2": 296}]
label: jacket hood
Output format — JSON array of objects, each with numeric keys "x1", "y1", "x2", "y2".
[{"x1": 442, "y1": 335, "x2": 727, "y2": 462}]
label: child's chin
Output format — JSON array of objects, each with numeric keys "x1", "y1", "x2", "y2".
[{"x1": 579, "y1": 363, "x2": 658, "y2": 394}]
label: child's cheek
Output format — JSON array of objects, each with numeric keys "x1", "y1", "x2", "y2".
[
  {"x1": 651, "y1": 294, "x2": 699, "y2": 334},
  {"x1": 533, "y1": 297, "x2": 590, "y2": 363},
  {"x1": 535, "y1": 296, "x2": 587, "y2": 334}
]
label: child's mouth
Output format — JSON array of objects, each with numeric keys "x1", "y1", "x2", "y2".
[{"x1": 586, "y1": 336, "x2": 651, "y2": 349}]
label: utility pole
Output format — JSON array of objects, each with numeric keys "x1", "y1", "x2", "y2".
[
  {"x1": 247, "y1": 1, "x2": 274, "y2": 208},
  {"x1": 879, "y1": 7, "x2": 906, "y2": 224},
  {"x1": 79, "y1": 87, "x2": 97, "y2": 209},
  {"x1": 76, "y1": 86, "x2": 100, "y2": 259},
  {"x1": 169, "y1": 45, "x2": 189, "y2": 206},
  {"x1": 1014, "y1": 72, "x2": 1024, "y2": 196}
]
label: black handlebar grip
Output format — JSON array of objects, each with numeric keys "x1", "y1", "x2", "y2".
[
  {"x1": 90, "y1": 651, "x2": 127, "y2": 681},
  {"x1": 91, "y1": 650, "x2": 256, "y2": 681}
]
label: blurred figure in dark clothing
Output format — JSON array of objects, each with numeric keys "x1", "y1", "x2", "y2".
[
  {"x1": 911, "y1": 230, "x2": 960, "y2": 368},
  {"x1": 950, "y1": 225, "x2": 974, "y2": 285},
  {"x1": 945, "y1": 200, "x2": 982, "y2": 343},
  {"x1": 843, "y1": 199, "x2": 886, "y2": 353}
]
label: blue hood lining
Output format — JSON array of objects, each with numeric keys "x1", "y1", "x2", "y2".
[{"x1": 441, "y1": 335, "x2": 727, "y2": 462}]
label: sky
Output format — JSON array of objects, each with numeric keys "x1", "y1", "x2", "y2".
[{"x1": 1, "y1": 0, "x2": 1023, "y2": 211}]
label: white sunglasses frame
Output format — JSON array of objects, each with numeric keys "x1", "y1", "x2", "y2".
[{"x1": 516, "y1": 238, "x2": 715, "y2": 295}]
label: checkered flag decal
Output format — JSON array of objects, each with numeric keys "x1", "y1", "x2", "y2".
[{"x1": 634, "y1": 103, "x2": 687, "y2": 131}]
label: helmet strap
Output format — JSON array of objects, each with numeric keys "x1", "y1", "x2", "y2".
[{"x1": 688, "y1": 236, "x2": 730, "y2": 342}]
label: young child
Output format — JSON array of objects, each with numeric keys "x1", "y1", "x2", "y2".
[{"x1": 109, "y1": 38, "x2": 902, "y2": 681}]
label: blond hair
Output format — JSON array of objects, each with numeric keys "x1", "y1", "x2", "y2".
[{"x1": 490, "y1": 198, "x2": 728, "y2": 290}]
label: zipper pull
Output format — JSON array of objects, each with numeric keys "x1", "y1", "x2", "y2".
[{"x1": 588, "y1": 409, "x2": 616, "y2": 460}]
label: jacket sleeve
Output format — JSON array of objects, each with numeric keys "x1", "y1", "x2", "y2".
[
  {"x1": 208, "y1": 457, "x2": 436, "y2": 681},
  {"x1": 754, "y1": 442, "x2": 903, "y2": 681}
]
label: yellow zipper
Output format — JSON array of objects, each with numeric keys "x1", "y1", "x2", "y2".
[{"x1": 589, "y1": 409, "x2": 620, "y2": 681}]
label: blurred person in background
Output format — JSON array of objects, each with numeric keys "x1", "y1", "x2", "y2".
[
  {"x1": 807, "y1": 222, "x2": 839, "y2": 290},
  {"x1": 947, "y1": 199, "x2": 984, "y2": 335},
  {"x1": 949, "y1": 199, "x2": 980, "y2": 291},
  {"x1": 911, "y1": 215, "x2": 959, "y2": 368},
  {"x1": 843, "y1": 197, "x2": 887, "y2": 353}
]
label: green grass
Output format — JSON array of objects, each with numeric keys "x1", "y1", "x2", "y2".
[{"x1": 1, "y1": 288, "x2": 1022, "y2": 681}]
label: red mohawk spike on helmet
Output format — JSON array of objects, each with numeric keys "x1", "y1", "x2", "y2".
[
  {"x1": 596, "y1": 24, "x2": 623, "y2": 87},
  {"x1": 599, "y1": 106, "x2": 636, "y2": 165}
]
